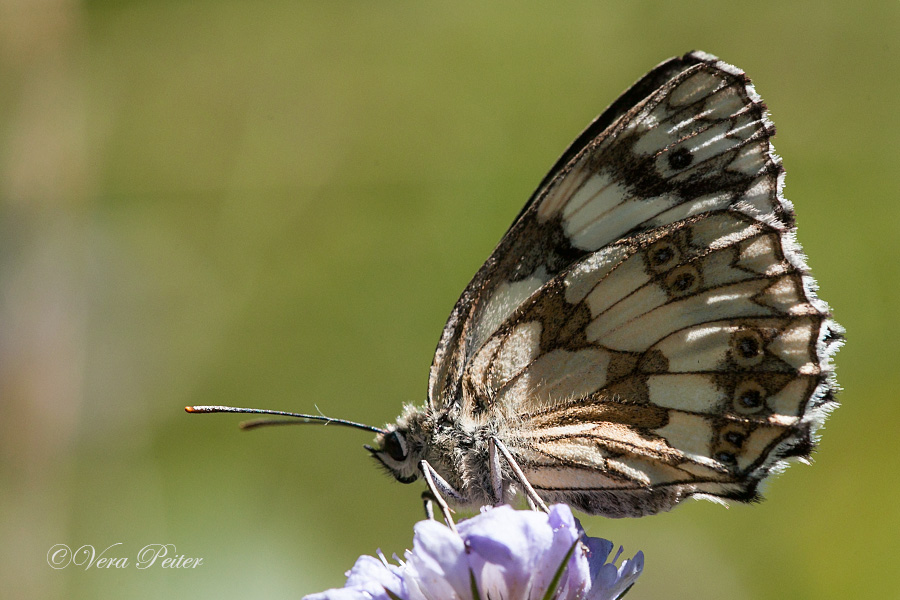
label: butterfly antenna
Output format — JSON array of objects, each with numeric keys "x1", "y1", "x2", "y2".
[{"x1": 185, "y1": 405, "x2": 385, "y2": 434}]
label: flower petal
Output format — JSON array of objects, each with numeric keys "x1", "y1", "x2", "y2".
[
  {"x1": 584, "y1": 536, "x2": 615, "y2": 583},
  {"x1": 543, "y1": 505, "x2": 590, "y2": 597},
  {"x1": 404, "y1": 519, "x2": 470, "y2": 600},
  {"x1": 345, "y1": 555, "x2": 403, "y2": 589},
  {"x1": 304, "y1": 555, "x2": 404, "y2": 600},
  {"x1": 584, "y1": 547, "x2": 644, "y2": 600},
  {"x1": 455, "y1": 504, "x2": 593, "y2": 600},
  {"x1": 462, "y1": 506, "x2": 554, "y2": 598}
]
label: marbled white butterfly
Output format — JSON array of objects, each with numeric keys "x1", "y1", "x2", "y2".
[{"x1": 188, "y1": 51, "x2": 842, "y2": 519}]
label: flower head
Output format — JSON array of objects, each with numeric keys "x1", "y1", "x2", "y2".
[{"x1": 304, "y1": 504, "x2": 643, "y2": 600}]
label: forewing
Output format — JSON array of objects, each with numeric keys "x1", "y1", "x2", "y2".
[{"x1": 428, "y1": 51, "x2": 799, "y2": 412}]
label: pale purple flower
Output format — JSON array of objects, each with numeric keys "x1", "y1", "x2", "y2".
[{"x1": 304, "y1": 504, "x2": 643, "y2": 600}]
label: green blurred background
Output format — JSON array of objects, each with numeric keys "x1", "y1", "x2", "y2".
[{"x1": 1, "y1": 1, "x2": 897, "y2": 598}]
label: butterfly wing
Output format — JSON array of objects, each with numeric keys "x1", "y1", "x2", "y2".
[
  {"x1": 468, "y1": 212, "x2": 841, "y2": 516},
  {"x1": 428, "y1": 51, "x2": 842, "y2": 516}
]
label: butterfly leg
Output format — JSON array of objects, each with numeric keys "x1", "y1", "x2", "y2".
[
  {"x1": 421, "y1": 491, "x2": 436, "y2": 521},
  {"x1": 487, "y1": 436, "x2": 534, "y2": 508},
  {"x1": 419, "y1": 459, "x2": 462, "y2": 532},
  {"x1": 490, "y1": 437, "x2": 549, "y2": 513},
  {"x1": 489, "y1": 435, "x2": 504, "y2": 506}
]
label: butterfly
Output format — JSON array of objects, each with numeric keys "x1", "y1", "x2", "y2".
[{"x1": 188, "y1": 51, "x2": 842, "y2": 519}]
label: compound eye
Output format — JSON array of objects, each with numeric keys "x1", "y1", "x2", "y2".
[{"x1": 383, "y1": 431, "x2": 407, "y2": 462}]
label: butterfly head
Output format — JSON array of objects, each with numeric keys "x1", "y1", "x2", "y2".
[{"x1": 366, "y1": 408, "x2": 431, "y2": 485}]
